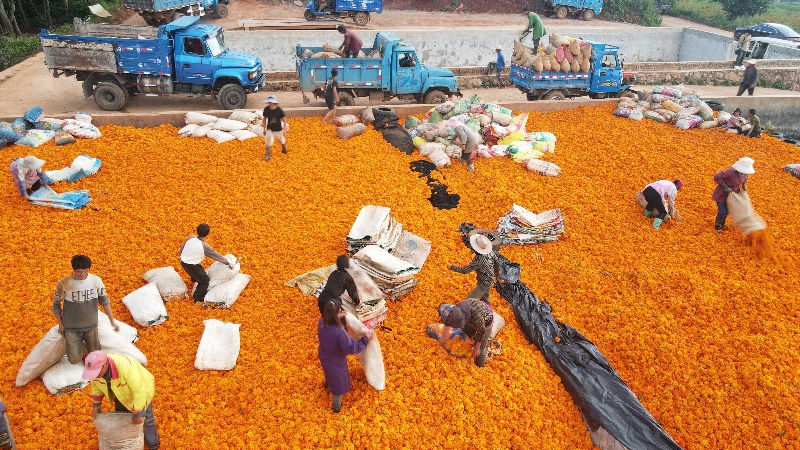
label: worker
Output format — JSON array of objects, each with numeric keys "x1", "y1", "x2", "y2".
[
  {"x1": 0, "y1": 398, "x2": 13, "y2": 450},
  {"x1": 734, "y1": 32, "x2": 751, "y2": 67},
  {"x1": 522, "y1": 6, "x2": 547, "y2": 50},
  {"x1": 448, "y1": 234, "x2": 498, "y2": 305},
  {"x1": 53, "y1": 255, "x2": 120, "y2": 364},
  {"x1": 322, "y1": 69, "x2": 339, "y2": 124},
  {"x1": 318, "y1": 301, "x2": 373, "y2": 413},
  {"x1": 337, "y1": 25, "x2": 363, "y2": 58},
  {"x1": 453, "y1": 124, "x2": 479, "y2": 172},
  {"x1": 9, "y1": 155, "x2": 49, "y2": 199},
  {"x1": 712, "y1": 157, "x2": 755, "y2": 232},
  {"x1": 740, "y1": 108, "x2": 761, "y2": 138},
  {"x1": 317, "y1": 255, "x2": 360, "y2": 316},
  {"x1": 179, "y1": 223, "x2": 232, "y2": 304},
  {"x1": 737, "y1": 60, "x2": 758, "y2": 96},
  {"x1": 725, "y1": 108, "x2": 744, "y2": 132},
  {"x1": 438, "y1": 298, "x2": 494, "y2": 367},
  {"x1": 494, "y1": 46, "x2": 506, "y2": 88},
  {"x1": 262, "y1": 94, "x2": 287, "y2": 161},
  {"x1": 640, "y1": 179, "x2": 684, "y2": 229},
  {"x1": 83, "y1": 351, "x2": 160, "y2": 450}
]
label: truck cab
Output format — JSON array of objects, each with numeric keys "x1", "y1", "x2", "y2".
[{"x1": 589, "y1": 44, "x2": 625, "y2": 94}]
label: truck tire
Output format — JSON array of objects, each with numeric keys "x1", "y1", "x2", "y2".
[
  {"x1": 218, "y1": 84, "x2": 247, "y2": 110},
  {"x1": 214, "y1": 4, "x2": 228, "y2": 18},
  {"x1": 542, "y1": 90, "x2": 566, "y2": 101},
  {"x1": 353, "y1": 12, "x2": 369, "y2": 26},
  {"x1": 94, "y1": 82, "x2": 127, "y2": 111},
  {"x1": 555, "y1": 6, "x2": 568, "y2": 19},
  {"x1": 304, "y1": 9, "x2": 316, "y2": 20},
  {"x1": 423, "y1": 90, "x2": 448, "y2": 105},
  {"x1": 337, "y1": 91, "x2": 356, "y2": 107},
  {"x1": 582, "y1": 9, "x2": 594, "y2": 20}
]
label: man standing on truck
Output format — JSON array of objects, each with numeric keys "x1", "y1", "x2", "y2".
[
  {"x1": 337, "y1": 25, "x2": 363, "y2": 58},
  {"x1": 323, "y1": 69, "x2": 340, "y2": 124},
  {"x1": 522, "y1": 6, "x2": 547, "y2": 50},
  {"x1": 262, "y1": 95, "x2": 287, "y2": 161}
]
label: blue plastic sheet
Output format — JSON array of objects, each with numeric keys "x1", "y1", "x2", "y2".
[{"x1": 28, "y1": 186, "x2": 91, "y2": 210}]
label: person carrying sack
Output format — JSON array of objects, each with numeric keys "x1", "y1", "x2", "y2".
[
  {"x1": 713, "y1": 157, "x2": 755, "y2": 233},
  {"x1": 448, "y1": 234, "x2": 499, "y2": 305},
  {"x1": 179, "y1": 223, "x2": 232, "y2": 303},
  {"x1": 317, "y1": 255, "x2": 361, "y2": 316}
]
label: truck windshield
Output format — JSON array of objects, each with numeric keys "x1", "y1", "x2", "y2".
[{"x1": 207, "y1": 34, "x2": 227, "y2": 57}]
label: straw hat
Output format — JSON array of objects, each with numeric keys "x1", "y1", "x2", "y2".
[
  {"x1": 732, "y1": 157, "x2": 755, "y2": 174},
  {"x1": 21, "y1": 155, "x2": 45, "y2": 170},
  {"x1": 470, "y1": 234, "x2": 494, "y2": 255},
  {"x1": 264, "y1": 95, "x2": 279, "y2": 104},
  {"x1": 495, "y1": 46, "x2": 502, "y2": 51}
]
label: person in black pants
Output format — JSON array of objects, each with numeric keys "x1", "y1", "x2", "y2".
[
  {"x1": 179, "y1": 223, "x2": 232, "y2": 303},
  {"x1": 641, "y1": 179, "x2": 683, "y2": 229},
  {"x1": 736, "y1": 59, "x2": 758, "y2": 96}
]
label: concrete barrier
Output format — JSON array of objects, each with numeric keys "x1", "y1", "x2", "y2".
[{"x1": 679, "y1": 28, "x2": 735, "y2": 62}]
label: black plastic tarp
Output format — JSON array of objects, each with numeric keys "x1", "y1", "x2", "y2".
[
  {"x1": 495, "y1": 261, "x2": 683, "y2": 450},
  {"x1": 373, "y1": 107, "x2": 415, "y2": 155}
]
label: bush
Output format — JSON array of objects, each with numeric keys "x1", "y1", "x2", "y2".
[
  {"x1": 668, "y1": 0, "x2": 800, "y2": 32},
  {"x1": 603, "y1": 0, "x2": 663, "y2": 26},
  {"x1": 0, "y1": 35, "x2": 41, "y2": 72}
]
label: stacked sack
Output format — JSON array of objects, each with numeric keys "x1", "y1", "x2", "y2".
[
  {"x1": 406, "y1": 95, "x2": 559, "y2": 174},
  {"x1": 345, "y1": 205, "x2": 404, "y2": 253},
  {"x1": 613, "y1": 86, "x2": 727, "y2": 131},
  {"x1": 0, "y1": 107, "x2": 98, "y2": 150},
  {"x1": 179, "y1": 110, "x2": 273, "y2": 143},
  {"x1": 496, "y1": 203, "x2": 566, "y2": 245},
  {"x1": 332, "y1": 114, "x2": 367, "y2": 140},
  {"x1": 512, "y1": 32, "x2": 592, "y2": 74}
]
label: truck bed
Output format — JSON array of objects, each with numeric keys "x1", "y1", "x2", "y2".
[
  {"x1": 296, "y1": 46, "x2": 384, "y2": 92},
  {"x1": 509, "y1": 63, "x2": 590, "y2": 90},
  {"x1": 124, "y1": 0, "x2": 215, "y2": 12}
]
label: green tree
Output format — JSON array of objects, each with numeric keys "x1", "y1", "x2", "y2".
[{"x1": 713, "y1": 0, "x2": 771, "y2": 20}]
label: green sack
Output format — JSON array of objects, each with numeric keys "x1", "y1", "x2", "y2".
[
  {"x1": 468, "y1": 94, "x2": 481, "y2": 105},
  {"x1": 435, "y1": 136, "x2": 451, "y2": 146},
  {"x1": 405, "y1": 116, "x2": 422, "y2": 129},
  {"x1": 465, "y1": 118, "x2": 481, "y2": 133},
  {"x1": 428, "y1": 110, "x2": 443, "y2": 123}
]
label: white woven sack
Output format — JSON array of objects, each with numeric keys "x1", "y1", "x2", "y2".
[
  {"x1": 345, "y1": 313, "x2": 385, "y2": 390},
  {"x1": 95, "y1": 412, "x2": 144, "y2": 450},
  {"x1": 338, "y1": 114, "x2": 358, "y2": 126},
  {"x1": 204, "y1": 273, "x2": 251, "y2": 308},
  {"x1": 337, "y1": 123, "x2": 366, "y2": 140},
  {"x1": 122, "y1": 283, "x2": 168, "y2": 327},
  {"x1": 354, "y1": 245, "x2": 420, "y2": 275},
  {"x1": 97, "y1": 311, "x2": 139, "y2": 344},
  {"x1": 142, "y1": 266, "x2": 187, "y2": 302},
  {"x1": 346, "y1": 263, "x2": 385, "y2": 303},
  {"x1": 428, "y1": 149, "x2": 450, "y2": 168},
  {"x1": 228, "y1": 110, "x2": 259, "y2": 124},
  {"x1": 206, "y1": 254, "x2": 240, "y2": 290},
  {"x1": 178, "y1": 124, "x2": 198, "y2": 137},
  {"x1": 419, "y1": 142, "x2": 445, "y2": 157},
  {"x1": 361, "y1": 107, "x2": 375, "y2": 124},
  {"x1": 194, "y1": 319, "x2": 241, "y2": 370},
  {"x1": 63, "y1": 119, "x2": 101, "y2": 139},
  {"x1": 42, "y1": 355, "x2": 88, "y2": 395},
  {"x1": 444, "y1": 145, "x2": 462, "y2": 159},
  {"x1": 230, "y1": 129, "x2": 259, "y2": 141},
  {"x1": 206, "y1": 129, "x2": 236, "y2": 144},
  {"x1": 191, "y1": 125, "x2": 212, "y2": 138},
  {"x1": 16, "y1": 325, "x2": 65, "y2": 387},
  {"x1": 248, "y1": 124, "x2": 265, "y2": 137},
  {"x1": 490, "y1": 311, "x2": 505, "y2": 339},
  {"x1": 726, "y1": 191, "x2": 766, "y2": 235},
  {"x1": 525, "y1": 159, "x2": 562, "y2": 176},
  {"x1": 211, "y1": 118, "x2": 248, "y2": 132},
  {"x1": 97, "y1": 318, "x2": 147, "y2": 365},
  {"x1": 185, "y1": 112, "x2": 218, "y2": 125}
]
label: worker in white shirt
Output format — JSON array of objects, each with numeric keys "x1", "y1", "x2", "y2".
[{"x1": 178, "y1": 223, "x2": 232, "y2": 303}]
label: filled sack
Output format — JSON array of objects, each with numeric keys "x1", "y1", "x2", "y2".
[
  {"x1": 211, "y1": 118, "x2": 248, "y2": 132},
  {"x1": 361, "y1": 107, "x2": 375, "y2": 124},
  {"x1": 195, "y1": 319, "x2": 241, "y2": 371},
  {"x1": 345, "y1": 313, "x2": 385, "y2": 390},
  {"x1": 121, "y1": 283, "x2": 168, "y2": 327},
  {"x1": 525, "y1": 159, "x2": 562, "y2": 176},
  {"x1": 206, "y1": 130, "x2": 236, "y2": 144},
  {"x1": 63, "y1": 119, "x2": 101, "y2": 139},
  {"x1": 337, "y1": 123, "x2": 367, "y2": 140},
  {"x1": 97, "y1": 311, "x2": 139, "y2": 344},
  {"x1": 95, "y1": 412, "x2": 144, "y2": 450},
  {"x1": 16, "y1": 325, "x2": 65, "y2": 387},
  {"x1": 428, "y1": 149, "x2": 451, "y2": 168},
  {"x1": 185, "y1": 112, "x2": 218, "y2": 125},
  {"x1": 229, "y1": 129, "x2": 259, "y2": 141},
  {"x1": 228, "y1": 110, "x2": 260, "y2": 124},
  {"x1": 206, "y1": 255, "x2": 240, "y2": 290},
  {"x1": 204, "y1": 273, "x2": 251, "y2": 308},
  {"x1": 41, "y1": 356, "x2": 89, "y2": 395},
  {"x1": 178, "y1": 124, "x2": 199, "y2": 137},
  {"x1": 16, "y1": 130, "x2": 55, "y2": 147},
  {"x1": 247, "y1": 124, "x2": 265, "y2": 137},
  {"x1": 142, "y1": 266, "x2": 187, "y2": 301},
  {"x1": 54, "y1": 130, "x2": 76, "y2": 146},
  {"x1": 97, "y1": 320, "x2": 147, "y2": 365}
]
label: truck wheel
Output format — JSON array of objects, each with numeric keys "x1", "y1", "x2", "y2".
[
  {"x1": 542, "y1": 90, "x2": 566, "y2": 101},
  {"x1": 214, "y1": 4, "x2": 228, "y2": 18},
  {"x1": 218, "y1": 84, "x2": 247, "y2": 110},
  {"x1": 582, "y1": 9, "x2": 594, "y2": 20},
  {"x1": 353, "y1": 12, "x2": 368, "y2": 26},
  {"x1": 555, "y1": 6, "x2": 568, "y2": 19},
  {"x1": 337, "y1": 92, "x2": 355, "y2": 107},
  {"x1": 304, "y1": 9, "x2": 316, "y2": 21},
  {"x1": 94, "y1": 82, "x2": 127, "y2": 111},
  {"x1": 423, "y1": 90, "x2": 448, "y2": 104}
]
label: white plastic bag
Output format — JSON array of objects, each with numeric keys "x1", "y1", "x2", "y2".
[
  {"x1": 185, "y1": 112, "x2": 218, "y2": 125},
  {"x1": 178, "y1": 124, "x2": 198, "y2": 137},
  {"x1": 41, "y1": 355, "x2": 88, "y2": 395},
  {"x1": 206, "y1": 130, "x2": 236, "y2": 144},
  {"x1": 97, "y1": 311, "x2": 139, "y2": 344},
  {"x1": 142, "y1": 266, "x2": 187, "y2": 301},
  {"x1": 16, "y1": 325, "x2": 66, "y2": 387},
  {"x1": 97, "y1": 318, "x2": 147, "y2": 365},
  {"x1": 211, "y1": 118, "x2": 248, "y2": 132},
  {"x1": 95, "y1": 412, "x2": 144, "y2": 450},
  {"x1": 345, "y1": 313, "x2": 385, "y2": 391},
  {"x1": 204, "y1": 273, "x2": 251, "y2": 308},
  {"x1": 121, "y1": 283, "x2": 168, "y2": 327},
  {"x1": 191, "y1": 125, "x2": 212, "y2": 138},
  {"x1": 194, "y1": 319, "x2": 241, "y2": 370}
]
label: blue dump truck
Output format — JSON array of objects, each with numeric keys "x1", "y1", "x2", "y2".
[
  {"x1": 40, "y1": 16, "x2": 265, "y2": 111},
  {"x1": 545, "y1": 0, "x2": 602, "y2": 21},
  {"x1": 509, "y1": 42, "x2": 636, "y2": 101},
  {"x1": 296, "y1": 32, "x2": 460, "y2": 105},
  {"x1": 304, "y1": 0, "x2": 382, "y2": 26},
  {"x1": 126, "y1": 0, "x2": 228, "y2": 26}
]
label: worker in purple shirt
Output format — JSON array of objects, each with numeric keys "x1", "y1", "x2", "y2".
[
  {"x1": 9, "y1": 155, "x2": 49, "y2": 199},
  {"x1": 337, "y1": 25, "x2": 363, "y2": 58},
  {"x1": 495, "y1": 46, "x2": 506, "y2": 88},
  {"x1": 712, "y1": 157, "x2": 755, "y2": 233}
]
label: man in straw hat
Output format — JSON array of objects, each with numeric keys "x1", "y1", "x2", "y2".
[
  {"x1": 737, "y1": 59, "x2": 758, "y2": 96},
  {"x1": 262, "y1": 94, "x2": 288, "y2": 161},
  {"x1": 83, "y1": 351, "x2": 160, "y2": 450},
  {"x1": 712, "y1": 157, "x2": 755, "y2": 233},
  {"x1": 439, "y1": 298, "x2": 494, "y2": 367},
  {"x1": 448, "y1": 234, "x2": 499, "y2": 305},
  {"x1": 9, "y1": 155, "x2": 49, "y2": 199}
]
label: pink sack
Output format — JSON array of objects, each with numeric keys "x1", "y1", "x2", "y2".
[{"x1": 555, "y1": 47, "x2": 565, "y2": 63}]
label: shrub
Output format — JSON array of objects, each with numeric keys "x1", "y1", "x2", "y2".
[
  {"x1": 603, "y1": 0, "x2": 663, "y2": 26},
  {"x1": 0, "y1": 35, "x2": 41, "y2": 72}
]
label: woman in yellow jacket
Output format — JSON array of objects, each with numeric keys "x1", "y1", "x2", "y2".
[{"x1": 83, "y1": 351, "x2": 160, "y2": 450}]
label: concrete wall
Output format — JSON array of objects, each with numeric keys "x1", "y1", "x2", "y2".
[
  {"x1": 678, "y1": 28, "x2": 735, "y2": 62},
  {"x1": 225, "y1": 27, "x2": 685, "y2": 72},
  {"x1": 764, "y1": 44, "x2": 800, "y2": 60},
  {"x1": 705, "y1": 96, "x2": 800, "y2": 138}
]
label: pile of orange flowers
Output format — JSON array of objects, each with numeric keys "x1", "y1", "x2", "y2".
[{"x1": 1, "y1": 104, "x2": 799, "y2": 449}]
